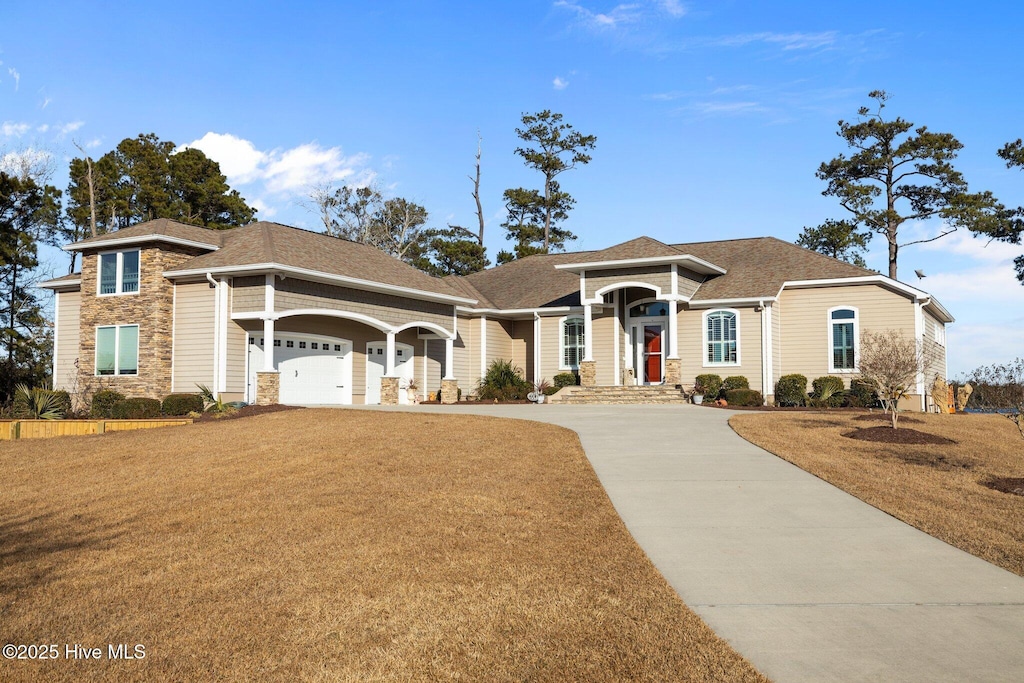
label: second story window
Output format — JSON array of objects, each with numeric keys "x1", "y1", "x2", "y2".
[{"x1": 98, "y1": 250, "x2": 140, "y2": 295}]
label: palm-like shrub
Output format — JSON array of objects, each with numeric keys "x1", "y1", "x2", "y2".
[
  {"x1": 811, "y1": 376, "x2": 846, "y2": 408},
  {"x1": 477, "y1": 359, "x2": 531, "y2": 401},
  {"x1": 13, "y1": 384, "x2": 66, "y2": 420}
]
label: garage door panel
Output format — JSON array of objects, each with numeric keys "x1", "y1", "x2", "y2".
[{"x1": 247, "y1": 334, "x2": 352, "y2": 405}]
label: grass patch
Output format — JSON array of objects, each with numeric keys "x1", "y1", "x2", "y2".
[
  {"x1": 0, "y1": 409, "x2": 765, "y2": 682},
  {"x1": 730, "y1": 411, "x2": 1024, "y2": 576}
]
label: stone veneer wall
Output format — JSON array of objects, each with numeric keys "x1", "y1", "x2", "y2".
[{"x1": 78, "y1": 244, "x2": 208, "y2": 399}]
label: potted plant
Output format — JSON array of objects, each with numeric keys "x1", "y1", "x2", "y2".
[{"x1": 529, "y1": 379, "x2": 551, "y2": 404}]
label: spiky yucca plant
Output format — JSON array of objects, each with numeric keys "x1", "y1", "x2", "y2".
[{"x1": 14, "y1": 384, "x2": 66, "y2": 420}]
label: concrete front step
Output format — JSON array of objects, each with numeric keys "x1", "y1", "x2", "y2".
[{"x1": 557, "y1": 386, "x2": 691, "y2": 404}]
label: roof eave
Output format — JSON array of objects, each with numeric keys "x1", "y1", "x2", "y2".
[
  {"x1": 37, "y1": 278, "x2": 82, "y2": 290},
  {"x1": 65, "y1": 234, "x2": 221, "y2": 252},
  {"x1": 779, "y1": 275, "x2": 955, "y2": 323},
  {"x1": 555, "y1": 254, "x2": 725, "y2": 275},
  {"x1": 163, "y1": 263, "x2": 477, "y2": 306}
]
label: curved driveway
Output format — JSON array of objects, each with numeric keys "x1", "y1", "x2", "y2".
[{"x1": 373, "y1": 403, "x2": 1024, "y2": 682}]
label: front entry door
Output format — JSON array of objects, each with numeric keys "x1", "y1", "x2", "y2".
[{"x1": 643, "y1": 324, "x2": 663, "y2": 384}]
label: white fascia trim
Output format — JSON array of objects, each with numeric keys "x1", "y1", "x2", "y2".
[
  {"x1": 555, "y1": 254, "x2": 726, "y2": 275},
  {"x1": 455, "y1": 306, "x2": 577, "y2": 316},
  {"x1": 163, "y1": 262, "x2": 477, "y2": 306},
  {"x1": 37, "y1": 279, "x2": 82, "y2": 290},
  {"x1": 689, "y1": 296, "x2": 777, "y2": 308},
  {"x1": 65, "y1": 235, "x2": 220, "y2": 252}
]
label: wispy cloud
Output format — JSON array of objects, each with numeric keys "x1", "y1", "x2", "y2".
[
  {"x1": 2, "y1": 121, "x2": 31, "y2": 136},
  {"x1": 685, "y1": 100, "x2": 766, "y2": 115},
  {"x1": 57, "y1": 121, "x2": 84, "y2": 136},
  {"x1": 706, "y1": 31, "x2": 838, "y2": 51},
  {"x1": 8, "y1": 67, "x2": 19, "y2": 90},
  {"x1": 553, "y1": 76, "x2": 569, "y2": 90},
  {"x1": 554, "y1": 0, "x2": 687, "y2": 41}
]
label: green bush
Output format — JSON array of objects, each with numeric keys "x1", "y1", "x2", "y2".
[
  {"x1": 111, "y1": 397, "x2": 162, "y2": 419},
  {"x1": 722, "y1": 375, "x2": 749, "y2": 393},
  {"x1": 810, "y1": 376, "x2": 846, "y2": 408},
  {"x1": 725, "y1": 388, "x2": 764, "y2": 407},
  {"x1": 162, "y1": 393, "x2": 204, "y2": 416},
  {"x1": 477, "y1": 359, "x2": 531, "y2": 401},
  {"x1": 51, "y1": 390, "x2": 72, "y2": 417},
  {"x1": 775, "y1": 374, "x2": 808, "y2": 407},
  {"x1": 543, "y1": 386, "x2": 560, "y2": 396},
  {"x1": 12, "y1": 385, "x2": 67, "y2": 420},
  {"x1": 90, "y1": 389, "x2": 127, "y2": 418},
  {"x1": 844, "y1": 379, "x2": 878, "y2": 408},
  {"x1": 694, "y1": 374, "x2": 723, "y2": 399},
  {"x1": 553, "y1": 372, "x2": 578, "y2": 388}
]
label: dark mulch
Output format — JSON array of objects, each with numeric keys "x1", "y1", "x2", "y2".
[
  {"x1": 195, "y1": 404, "x2": 304, "y2": 422},
  {"x1": 982, "y1": 477, "x2": 1024, "y2": 497},
  {"x1": 842, "y1": 426, "x2": 956, "y2": 445},
  {"x1": 853, "y1": 413, "x2": 924, "y2": 424}
]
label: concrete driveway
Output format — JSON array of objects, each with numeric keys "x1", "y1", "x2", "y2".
[{"x1": 374, "y1": 402, "x2": 1024, "y2": 682}]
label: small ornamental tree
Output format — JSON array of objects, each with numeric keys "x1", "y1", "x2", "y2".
[
  {"x1": 965, "y1": 358, "x2": 1024, "y2": 439},
  {"x1": 857, "y1": 330, "x2": 924, "y2": 429}
]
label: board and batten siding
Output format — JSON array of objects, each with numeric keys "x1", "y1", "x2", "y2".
[
  {"x1": 53, "y1": 290, "x2": 81, "y2": 392},
  {"x1": 171, "y1": 282, "x2": 215, "y2": 393},
  {"x1": 777, "y1": 284, "x2": 915, "y2": 386},
  {"x1": 678, "y1": 305, "x2": 764, "y2": 393}
]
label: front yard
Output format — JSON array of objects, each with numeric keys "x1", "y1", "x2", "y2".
[
  {"x1": 730, "y1": 411, "x2": 1024, "y2": 576},
  {"x1": 0, "y1": 409, "x2": 765, "y2": 682}
]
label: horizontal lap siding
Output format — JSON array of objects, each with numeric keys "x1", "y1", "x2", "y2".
[
  {"x1": 274, "y1": 279, "x2": 453, "y2": 332},
  {"x1": 679, "y1": 306, "x2": 764, "y2": 393},
  {"x1": 677, "y1": 267, "x2": 703, "y2": 299},
  {"x1": 585, "y1": 266, "x2": 672, "y2": 300},
  {"x1": 511, "y1": 321, "x2": 531, "y2": 382},
  {"x1": 485, "y1": 318, "x2": 514, "y2": 368},
  {"x1": 232, "y1": 276, "x2": 265, "y2": 312},
  {"x1": 225, "y1": 321, "x2": 246, "y2": 395},
  {"x1": 772, "y1": 303, "x2": 782, "y2": 392},
  {"x1": 54, "y1": 291, "x2": 81, "y2": 392},
  {"x1": 778, "y1": 285, "x2": 915, "y2": 387},
  {"x1": 172, "y1": 282, "x2": 215, "y2": 393},
  {"x1": 923, "y1": 312, "x2": 947, "y2": 384},
  {"x1": 419, "y1": 339, "x2": 443, "y2": 400},
  {"x1": 592, "y1": 310, "x2": 615, "y2": 385},
  {"x1": 454, "y1": 315, "x2": 477, "y2": 391}
]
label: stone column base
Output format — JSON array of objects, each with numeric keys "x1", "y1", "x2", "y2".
[
  {"x1": 255, "y1": 371, "x2": 280, "y2": 406},
  {"x1": 380, "y1": 377, "x2": 400, "y2": 405},
  {"x1": 579, "y1": 360, "x2": 598, "y2": 387},
  {"x1": 665, "y1": 358, "x2": 682, "y2": 386},
  {"x1": 440, "y1": 379, "x2": 460, "y2": 404}
]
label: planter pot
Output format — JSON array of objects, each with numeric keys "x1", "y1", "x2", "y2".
[{"x1": 692, "y1": 394, "x2": 704, "y2": 405}]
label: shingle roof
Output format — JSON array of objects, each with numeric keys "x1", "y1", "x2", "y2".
[
  {"x1": 37, "y1": 271, "x2": 82, "y2": 289},
  {"x1": 461, "y1": 236, "x2": 878, "y2": 309},
  {"x1": 173, "y1": 222, "x2": 468, "y2": 299},
  {"x1": 67, "y1": 218, "x2": 226, "y2": 249}
]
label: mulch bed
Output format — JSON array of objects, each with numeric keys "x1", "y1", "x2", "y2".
[
  {"x1": 195, "y1": 404, "x2": 304, "y2": 421},
  {"x1": 853, "y1": 413, "x2": 924, "y2": 424},
  {"x1": 982, "y1": 477, "x2": 1024, "y2": 497},
  {"x1": 842, "y1": 425, "x2": 956, "y2": 445}
]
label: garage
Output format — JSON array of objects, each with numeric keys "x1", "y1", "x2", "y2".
[{"x1": 246, "y1": 334, "x2": 353, "y2": 405}]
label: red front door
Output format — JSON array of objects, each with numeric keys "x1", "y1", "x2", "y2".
[{"x1": 644, "y1": 325, "x2": 662, "y2": 384}]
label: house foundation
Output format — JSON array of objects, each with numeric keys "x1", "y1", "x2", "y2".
[
  {"x1": 665, "y1": 358, "x2": 682, "y2": 386},
  {"x1": 255, "y1": 371, "x2": 280, "y2": 405},
  {"x1": 440, "y1": 378, "x2": 459, "y2": 404},
  {"x1": 579, "y1": 361, "x2": 598, "y2": 387},
  {"x1": 380, "y1": 377, "x2": 400, "y2": 405}
]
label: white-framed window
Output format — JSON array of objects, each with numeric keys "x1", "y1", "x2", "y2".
[
  {"x1": 98, "y1": 250, "x2": 140, "y2": 296},
  {"x1": 933, "y1": 321, "x2": 946, "y2": 347},
  {"x1": 703, "y1": 309, "x2": 739, "y2": 366},
  {"x1": 95, "y1": 325, "x2": 139, "y2": 376},
  {"x1": 560, "y1": 316, "x2": 585, "y2": 370},
  {"x1": 828, "y1": 306, "x2": 859, "y2": 372}
]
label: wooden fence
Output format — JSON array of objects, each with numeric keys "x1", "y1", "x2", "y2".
[{"x1": 0, "y1": 418, "x2": 193, "y2": 440}]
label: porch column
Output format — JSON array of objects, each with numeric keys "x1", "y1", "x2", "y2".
[
  {"x1": 262, "y1": 317, "x2": 275, "y2": 371},
  {"x1": 665, "y1": 300, "x2": 682, "y2": 386},
  {"x1": 385, "y1": 331, "x2": 397, "y2": 376},
  {"x1": 217, "y1": 277, "x2": 229, "y2": 396},
  {"x1": 583, "y1": 303, "x2": 594, "y2": 361},
  {"x1": 441, "y1": 336, "x2": 459, "y2": 404}
]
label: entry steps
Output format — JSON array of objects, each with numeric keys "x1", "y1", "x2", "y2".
[{"x1": 554, "y1": 385, "x2": 690, "y2": 405}]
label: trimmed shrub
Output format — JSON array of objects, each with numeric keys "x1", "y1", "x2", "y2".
[
  {"x1": 845, "y1": 379, "x2": 879, "y2": 408},
  {"x1": 722, "y1": 375, "x2": 749, "y2": 393},
  {"x1": 725, "y1": 388, "x2": 764, "y2": 407},
  {"x1": 111, "y1": 397, "x2": 162, "y2": 419},
  {"x1": 90, "y1": 389, "x2": 126, "y2": 418},
  {"x1": 162, "y1": 393, "x2": 204, "y2": 416},
  {"x1": 477, "y1": 359, "x2": 531, "y2": 401},
  {"x1": 694, "y1": 374, "x2": 723, "y2": 399},
  {"x1": 553, "y1": 372, "x2": 578, "y2": 388},
  {"x1": 775, "y1": 374, "x2": 808, "y2": 407},
  {"x1": 810, "y1": 376, "x2": 846, "y2": 408}
]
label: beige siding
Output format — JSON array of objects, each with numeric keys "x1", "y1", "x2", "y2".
[
  {"x1": 771, "y1": 303, "x2": 782, "y2": 396},
  {"x1": 679, "y1": 306, "x2": 764, "y2": 393},
  {"x1": 274, "y1": 279, "x2": 454, "y2": 332},
  {"x1": 418, "y1": 339, "x2": 444, "y2": 400},
  {"x1": 511, "y1": 320, "x2": 531, "y2": 382},
  {"x1": 778, "y1": 284, "x2": 916, "y2": 387},
  {"x1": 592, "y1": 310, "x2": 616, "y2": 385},
  {"x1": 171, "y1": 282, "x2": 215, "y2": 393},
  {"x1": 584, "y1": 266, "x2": 672, "y2": 300},
  {"x1": 677, "y1": 267, "x2": 704, "y2": 299},
  {"x1": 225, "y1": 320, "x2": 246, "y2": 394},
  {"x1": 485, "y1": 318, "x2": 514, "y2": 367},
  {"x1": 232, "y1": 276, "x2": 265, "y2": 313},
  {"x1": 922, "y1": 311, "x2": 947, "y2": 396},
  {"x1": 454, "y1": 314, "x2": 478, "y2": 390},
  {"x1": 538, "y1": 315, "x2": 563, "y2": 382},
  {"x1": 53, "y1": 290, "x2": 81, "y2": 392}
]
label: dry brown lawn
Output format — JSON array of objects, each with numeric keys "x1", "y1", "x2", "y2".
[
  {"x1": 730, "y1": 411, "x2": 1024, "y2": 576},
  {"x1": 1, "y1": 409, "x2": 766, "y2": 682}
]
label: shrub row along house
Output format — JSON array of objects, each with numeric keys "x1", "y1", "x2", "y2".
[{"x1": 41, "y1": 219, "x2": 952, "y2": 409}]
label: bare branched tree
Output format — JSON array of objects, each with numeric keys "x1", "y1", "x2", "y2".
[
  {"x1": 857, "y1": 330, "x2": 924, "y2": 429},
  {"x1": 72, "y1": 140, "x2": 97, "y2": 238},
  {"x1": 965, "y1": 359, "x2": 1024, "y2": 439},
  {"x1": 471, "y1": 132, "x2": 484, "y2": 245}
]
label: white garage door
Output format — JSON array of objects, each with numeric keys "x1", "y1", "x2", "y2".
[
  {"x1": 247, "y1": 334, "x2": 353, "y2": 405},
  {"x1": 365, "y1": 341, "x2": 414, "y2": 404}
]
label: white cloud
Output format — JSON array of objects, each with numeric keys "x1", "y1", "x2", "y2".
[
  {"x1": 2, "y1": 121, "x2": 31, "y2": 136},
  {"x1": 36, "y1": 124, "x2": 49, "y2": 133},
  {"x1": 685, "y1": 100, "x2": 766, "y2": 115},
  {"x1": 553, "y1": 76, "x2": 569, "y2": 90},
  {"x1": 8, "y1": 67, "x2": 19, "y2": 90},
  {"x1": 57, "y1": 121, "x2": 84, "y2": 136},
  {"x1": 181, "y1": 132, "x2": 374, "y2": 199},
  {"x1": 707, "y1": 31, "x2": 838, "y2": 51},
  {"x1": 85, "y1": 137, "x2": 102, "y2": 149},
  {"x1": 658, "y1": 0, "x2": 685, "y2": 17},
  {"x1": 918, "y1": 227, "x2": 1022, "y2": 264},
  {"x1": 0, "y1": 147, "x2": 53, "y2": 177},
  {"x1": 249, "y1": 198, "x2": 278, "y2": 219},
  {"x1": 40, "y1": 96, "x2": 52, "y2": 109},
  {"x1": 555, "y1": 0, "x2": 684, "y2": 32}
]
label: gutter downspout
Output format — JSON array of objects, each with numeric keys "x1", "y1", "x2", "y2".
[{"x1": 207, "y1": 273, "x2": 220, "y2": 395}]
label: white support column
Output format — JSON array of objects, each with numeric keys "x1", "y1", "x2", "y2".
[
  {"x1": 385, "y1": 331, "x2": 397, "y2": 376},
  {"x1": 263, "y1": 317, "x2": 275, "y2": 371},
  {"x1": 583, "y1": 303, "x2": 594, "y2": 362},
  {"x1": 479, "y1": 315, "x2": 488, "y2": 378},
  {"x1": 613, "y1": 290, "x2": 620, "y2": 386},
  {"x1": 760, "y1": 302, "x2": 769, "y2": 397},
  {"x1": 217, "y1": 277, "x2": 229, "y2": 395},
  {"x1": 667, "y1": 299, "x2": 679, "y2": 359},
  {"x1": 444, "y1": 337, "x2": 455, "y2": 379},
  {"x1": 533, "y1": 313, "x2": 541, "y2": 382},
  {"x1": 914, "y1": 301, "x2": 925, "y2": 411}
]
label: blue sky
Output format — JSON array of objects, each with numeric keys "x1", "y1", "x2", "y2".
[{"x1": 2, "y1": 1, "x2": 1023, "y2": 376}]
